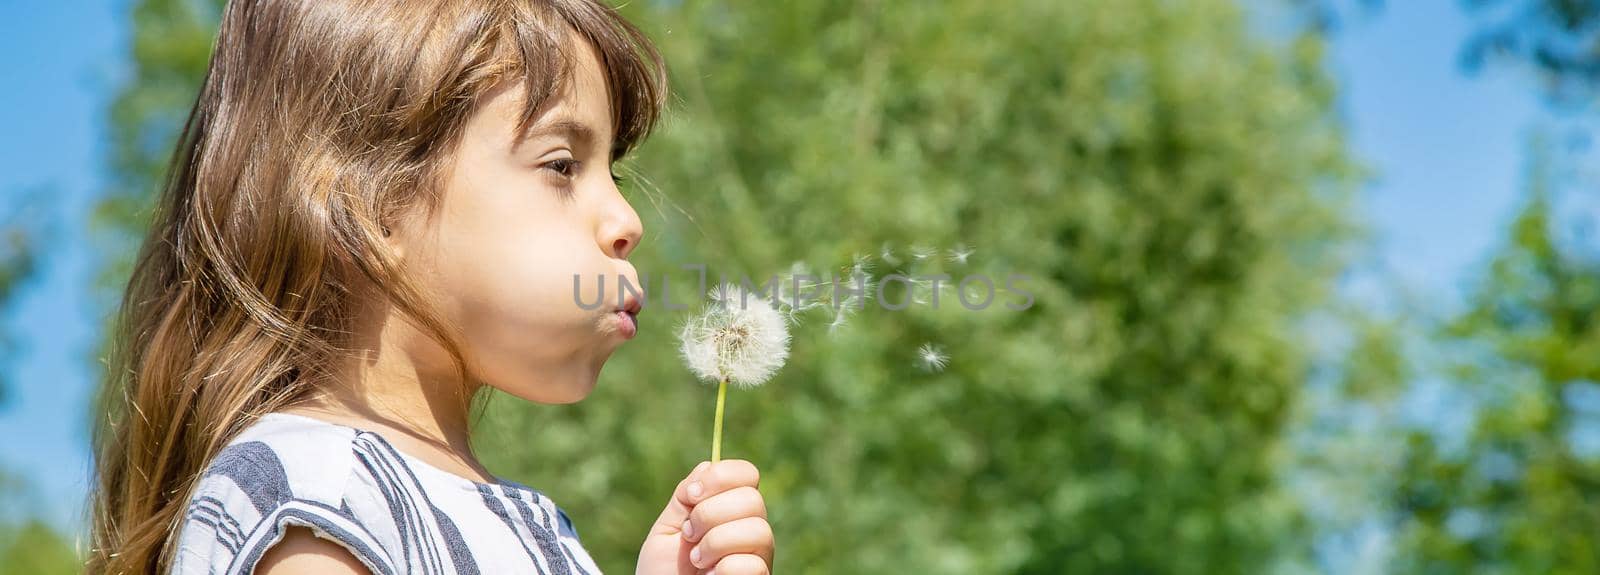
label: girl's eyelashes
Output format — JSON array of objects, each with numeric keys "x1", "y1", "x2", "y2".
[
  {"x1": 544, "y1": 157, "x2": 580, "y2": 179},
  {"x1": 537, "y1": 156, "x2": 626, "y2": 190}
]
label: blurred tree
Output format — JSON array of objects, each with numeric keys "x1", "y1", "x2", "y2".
[
  {"x1": 1285, "y1": 0, "x2": 1600, "y2": 572},
  {"x1": 0, "y1": 195, "x2": 60, "y2": 567},
  {"x1": 0, "y1": 189, "x2": 48, "y2": 406},
  {"x1": 1461, "y1": 0, "x2": 1600, "y2": 106},
  {"x1": 1299, "y1": 0, "x2": 1600, "y2": 104},
  {"x1": 0, "y1": 471, "x2": 81, "y2": 573},
  {"x1": 101, "y1": 0, "x2": 1361, "y2": 573},
  {"x1": 0, "y1": 519, "x2": 80, "y2": 574},
  {"x1": 98, "y1": 0, "x2": 218, "y2": 291},
  {"x1": 1387, "y1": 142, "x2": 1600, "y2": 573}
]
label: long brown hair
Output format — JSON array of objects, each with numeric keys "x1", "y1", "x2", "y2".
[{"x1": 88, "y1": 1, "x2": 665, "y2": 572}]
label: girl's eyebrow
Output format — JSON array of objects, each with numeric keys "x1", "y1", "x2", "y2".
[{"x1": 514, "y1": 117, "x2": 599, "y2": 153}]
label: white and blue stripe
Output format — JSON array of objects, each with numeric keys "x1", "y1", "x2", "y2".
[{"x1": 170, "y1": 412, "x2": 602, "y2": 575}]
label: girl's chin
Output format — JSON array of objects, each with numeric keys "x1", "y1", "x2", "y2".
[
  {"x1": 491, "y1": 377, "x2": 597, "y2": 405},
  {"x1": 538, "y1": 388, "x2": 594, "y2": 405}
]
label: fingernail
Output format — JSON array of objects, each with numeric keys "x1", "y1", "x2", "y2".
[
  {"x1": 690, "y1": 545, "x2": 702, "y2": 565},
  {"x1": 681, "y1": 519, "x2": 693, "y2": 539},
  {"x1": 687, "y1": 481, "x2": 703, "y2": 499}
]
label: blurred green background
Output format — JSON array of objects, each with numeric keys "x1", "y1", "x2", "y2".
[{"x1": 3, "y1": 0, "x2": 1600, "y2": 573}]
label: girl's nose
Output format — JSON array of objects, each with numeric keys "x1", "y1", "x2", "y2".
[
  {"x1": 611, "y1": 233, "x2": 637, "y2": 260},
  {"x1": 599, "y1": 193, "x2": 644, "y2": 260}
]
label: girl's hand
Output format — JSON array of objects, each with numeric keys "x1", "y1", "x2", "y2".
[{"x1": 637, "y1": 459, "x2": 774, "y2": 575}]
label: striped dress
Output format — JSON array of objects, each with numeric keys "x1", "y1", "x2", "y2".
[{"x1": 170, "y1": 412, "x2": 603, "y2": 574}]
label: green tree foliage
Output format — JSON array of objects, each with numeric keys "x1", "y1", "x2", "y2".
[
  {"x1": 1460, "y1": 0, "x2": 1600, "y2": 104},
  {"x1": 0, "y1": 212, "x2": 38, "y2": 406},
  {"x1": 1302, "y1": 0, "x2": 1600, "y2": 103},
  {"x1": 99, "y1": 0, "x2": 1360, "y2": 573},
  {"x1": 0, "y1": 192, "x2": 65, "y2": 571},
  {"x1": 1389, "y1": 145, "x2": 1600, "y2": 574},
  {"x1": 0, "y1": 472, "x2": 81, "y2": 573},
  {"x1": 0, "y1": 186, "x2": 52, "y2": 405},
  {"x1": 98, "y1": 0, "x2": 219, "y2": 289},
  {"x1": 0, "y1": 519, "x2": 80, "y2": 575}
]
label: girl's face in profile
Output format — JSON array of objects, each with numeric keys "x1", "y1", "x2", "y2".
[{"x1": 388, "y1": 34, "x2": 645, "y2": 404}]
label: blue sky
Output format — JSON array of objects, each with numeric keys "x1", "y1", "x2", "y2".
[
  {"x1": 0, "y1": 0, "x2": 1550, "y2": 533},
  {"x1": 1324, "y1": 1, "x2": 1543, "y2": 307},
  {"x1": 0, "y1": 0, "x2": 123, "y2": 528}
]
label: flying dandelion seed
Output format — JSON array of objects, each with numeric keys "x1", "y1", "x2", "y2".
[
  {"x1": 906, "y1": 275, "x2": 950, "y2": 307},
  {"x1": 917, "y1": 343, "x2": 949, "y2": 372},
  {"x1": 826, "y1": 304, "x2": 852, "y2": 333},
  {"x1": 841, "y1": 258, "x2": 875, "y2": 309},
  {"x1": 679, "y1": 283, "x2": 791, "y2": 462},
  {"x1": 911, "y1": 244, "x2": 937, "y2": 261},
  {"x1": 851, "y1": 252, "x2": 874, "y2": 274},
  {"x1": 880, "y1": 242, "x2": 901, "y2": 266},
  {"x1": 830, "y1": 275, "x2": 868, "y2": 318},
  {"x1": 910, "y1": 280, "x2": 931, "y2": 306},
  {"x1": 778, "y1": 296, "x2": 819, "y2": 326},
  {"x1": 838, "y1": 277, "x2": 873, "y2": 311},
  {"x1": 948, "y1": 243, "x2": 974, "y2": 265},
  {"x1": 773, "y1": 273, "x2": 831, "y2": 325}
]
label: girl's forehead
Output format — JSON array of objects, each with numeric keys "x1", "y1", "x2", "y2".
[
  {"x1": 472, "y1": 15, "x2": 663, "y2": 162},
  {"x1": 478, "y1": 38, "x2": 616, "y2": 153}
]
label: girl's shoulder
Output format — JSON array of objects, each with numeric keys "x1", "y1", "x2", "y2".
[
  {"x1": 201, "y1": 412, "x2": 364, "y2": 504},
  {"x1": 170, "y1": 412, "x2": 601, "y2": 575},
  {"x1": 171, "y1": 412, "x2": 395, "y2": 575}
]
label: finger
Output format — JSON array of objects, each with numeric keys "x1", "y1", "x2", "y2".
[
  {"x1": 709, "y1": 553, "x2": 770, "y2": 575},
  {"x1": 683, "y1": 486, "x2": 766, "y2": 543},
  {"x1": 669, "y1": 459, "x2": 721, "y2": 510},
  {"x1": 689, "y1": 516, "x2": 773, "y2": 570},
  {"x1": 675, "y1": 459, "x2": 760, "y2": 510},
  {"x1": 651, "y1": 460, "x2": 711, "y2": 534}
]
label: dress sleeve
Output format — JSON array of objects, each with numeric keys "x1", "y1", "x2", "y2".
[
  {"x1": 171, "y1": 478, "x2": 397, "y2": 575},
  {"x1": 555, "y1": 505, "x2": 582, "y2": 540},
  {"x1": 170, "y1": 419, "x2": 397, "y2": 574},
  {"x1": 229, "y1": 500, "x2": 398, "y2": 575}
]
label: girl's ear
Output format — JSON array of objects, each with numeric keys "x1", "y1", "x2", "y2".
[
  {"x1": 380, "y1": 221, "x2": 407, "y2": 261},
  {"x1": 378, "y1": 203, "x2": 430, "y2": 261}
]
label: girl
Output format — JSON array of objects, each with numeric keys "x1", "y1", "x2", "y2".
[{"x1": 87, "y1": 1, "x2": 774, "y2": 573}]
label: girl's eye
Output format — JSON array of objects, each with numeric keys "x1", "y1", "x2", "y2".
[{"x1": 546, "y1": 158, "x2": 579, "y2": 178}]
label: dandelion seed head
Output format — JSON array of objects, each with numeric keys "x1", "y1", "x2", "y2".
[
  {"x1": 916, "y1": 343, "x2": 949, "y2": 372},
  {"x1": 679, "y1": 283, "x2": 792, "y2": 388}
]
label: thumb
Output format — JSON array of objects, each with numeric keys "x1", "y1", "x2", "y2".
[{"x1": 649, "y1": 461, "x2": 710, "y2": 535}]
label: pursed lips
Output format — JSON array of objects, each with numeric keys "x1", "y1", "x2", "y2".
[{"x1": 612, "y1": 291, "x2": 643, "y2": 339}]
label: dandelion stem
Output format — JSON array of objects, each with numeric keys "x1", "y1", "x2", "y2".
[{"x1": 711, "y1": 377, "x2": 728, "y2": 462}]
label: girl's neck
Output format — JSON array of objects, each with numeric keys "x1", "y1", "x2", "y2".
[{"x1": 284, "y1": 337, "x2": 495, "y2": 484}]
